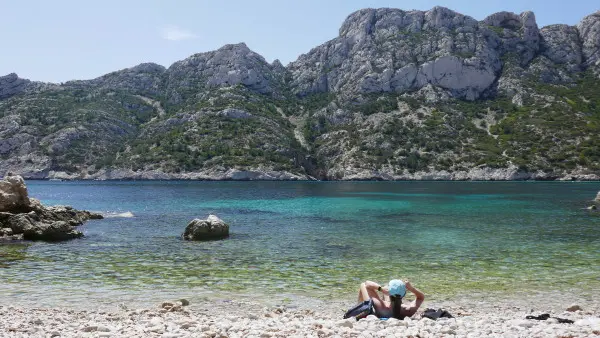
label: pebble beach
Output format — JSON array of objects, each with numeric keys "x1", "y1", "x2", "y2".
[{"x1": 2, "y1": 293, "x2": 599, "y2": 338}]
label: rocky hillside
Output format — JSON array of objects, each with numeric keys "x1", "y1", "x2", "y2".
[{"x1": 1, "y1": 7, "x2": 599, "y2": 180}]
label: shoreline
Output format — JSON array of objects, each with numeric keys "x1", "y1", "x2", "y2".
[
  {"x1": 2, "y1": 285, "x2": 599, "y2": 314},
  {"x1": 5, "y1": 164, "x2": 600, "y2": 182},
  {"x1": 18, "y1": 177, "x2": 600, "y2": 182},
  {"x1": 1, "y1": 291, "x2": 598, "y2": 337}
]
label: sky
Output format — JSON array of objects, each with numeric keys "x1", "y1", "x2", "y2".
[{"x1": 1, "y1": 0, "x2": 598, "y2": 83}]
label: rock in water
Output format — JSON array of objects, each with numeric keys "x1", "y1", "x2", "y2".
[
  {"x1": 182, "y1": 214, "x2": 229, "y2": 241},
  {"x1": 0, "y1": 174, "x2": 31, "y2": 212},
  {"x1": 595, "y1": 191, "x2": 600, "y2": 203},
  {"x1": 0, "y1": 174, "x2": 103, "y2": 241}
]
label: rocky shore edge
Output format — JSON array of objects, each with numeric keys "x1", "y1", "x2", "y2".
[
  {"x1": 1, "y1": 297, "x2": 599, "y2": 338},
  {"x1": 15, "y1": 165, "x2": 600, "y2": 181},
  {"x1": 0, "y1": 174, "x2": 102, "y2": 241}
]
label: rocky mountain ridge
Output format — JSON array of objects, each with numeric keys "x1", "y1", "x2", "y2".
[{"x1": 1, "y1": 6, "x2": 600, "y2": 180}]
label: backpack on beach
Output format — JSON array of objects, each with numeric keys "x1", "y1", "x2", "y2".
[
  {"x1": 421, "y1": 308, "x2": 454, "y2": 320},
  {"x1": 343, "y1": 299, "x2": 375, "y2": 320}
]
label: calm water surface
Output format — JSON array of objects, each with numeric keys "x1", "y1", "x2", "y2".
[{"x1": 1, "y1": 181, "x2": 599, "y2": 307}]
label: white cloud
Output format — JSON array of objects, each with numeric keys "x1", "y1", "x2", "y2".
[{"x1": 160, "y1": 25, "x2": 197, "y2": 41}]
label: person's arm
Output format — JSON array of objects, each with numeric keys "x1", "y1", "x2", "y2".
[
  {"x1": 401, "y1": 280, "x2": 425, "y2": 317},
  {"x1": 359, "y1": 280, "x2": 385, "y2": 303},
  {"x1": 364, "y1": 280, "x2": 383, "y2": 292},
  {"x1": 364, "y1": 280, "x2": 389, "y2": 296}
]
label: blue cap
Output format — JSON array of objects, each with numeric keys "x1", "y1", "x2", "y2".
[{"x1": 388, "y1": 279, "x2": 406, "y2": 297}]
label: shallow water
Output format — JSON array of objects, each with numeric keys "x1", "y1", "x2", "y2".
[{"x1": 1, "y1": 181, "x2": 599, "y2": 308}]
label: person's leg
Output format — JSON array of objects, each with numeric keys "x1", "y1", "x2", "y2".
[{"x1": 357, "y1": 283, "x2": 368, "y2": 303}]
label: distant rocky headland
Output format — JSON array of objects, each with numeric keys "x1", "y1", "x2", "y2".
[{"x1": 1, "y1": 7, "x2": 599, "y2": 181}]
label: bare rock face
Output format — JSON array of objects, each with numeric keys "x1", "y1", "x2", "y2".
[
  {"x1": 0, "y1": 175, "x2": 102, "y2": 241},
  {"x1": 483, "y1": 11, "x2": 540, "y2": 66},
  {"x1": 66, "y1": 62, "x2": 166, "y2": 97},
  {"x1": 182, "y1": 214, "x2": 229, "y2": 241},
  {"x1": 165, "y1": 43, "x2": 285, "y2": 105},
  {"x1": 415, "y1": 55, "x2": 497, "y2": 101},
  {"x1": 577, "y1": 11, "x2": 600, "y2": 68},
  {"x1": 535, "y1": 24, "x2": 584, "y2": 83},
  {"x1": 289, "y1": 7, "x2": 503, "y2": 100},
  {"x1": 540, "y1": 25, "x2": 582, "y2": 67},
  {"x1": 0, "y1": 73, "x2": 30, "y2": 100}
]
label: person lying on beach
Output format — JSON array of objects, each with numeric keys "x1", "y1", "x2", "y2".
[{"x1": 357, "y1": 279, "x2": 425, "y2": 319}]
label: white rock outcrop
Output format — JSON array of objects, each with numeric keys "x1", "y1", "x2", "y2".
[
  {"x1": 577, "y1": 11, "x2": 600, "y2": 67},
  {"x1": 182, "y1": 214, "x2": 229, "y2": 241},
  {"x1": 0, "y1": 174, "x2": 30, "y2": 212}
]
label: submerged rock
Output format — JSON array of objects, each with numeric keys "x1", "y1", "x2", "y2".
[
  {"x1": 182, "y1": 214, "x2": 229, "y2": 241},
  {"x1": 0, "y1": 174, "x2": 103, "y2": 241}
]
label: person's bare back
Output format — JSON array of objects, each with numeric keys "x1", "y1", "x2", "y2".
[{"x1": 357, "y1": 279, "x2": 425, "y2": 319}]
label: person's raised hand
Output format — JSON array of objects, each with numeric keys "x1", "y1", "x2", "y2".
[{"x1": 404, "y1": 279, "x2": 412, "y2": 289}]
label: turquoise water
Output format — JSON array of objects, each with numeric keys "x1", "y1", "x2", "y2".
[{"x1": 1, "y1": 181, "x2": 599, "y2": 307}]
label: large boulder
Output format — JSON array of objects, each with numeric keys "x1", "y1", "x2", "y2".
[
  {"x1": 0, "y1": 174, "x2": 31, "y2": 212},
  {"x1": 0, "y1": 175, "x2": 102, "y2": 241},
  {"x1": 182, "y1": 214, "x2": 229, "y2": 241},
  {"x1": 22, "y1": 220, "x2": 84, "y2": 241}
]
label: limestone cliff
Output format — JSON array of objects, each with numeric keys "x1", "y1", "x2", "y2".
[{"x1": 1, "y1": 7, "x2": 599, "y2": 180}]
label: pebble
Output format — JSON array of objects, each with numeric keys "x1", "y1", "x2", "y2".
[
  {"x1": 162, "y1": 333, "x2": 182, "y2": 338},
  {"x1": 96, "y1": 325, "x2": 111, "y2": 332},
  {"x1": 81, "y1": 325, "x2": 98, "y2": 332},
  {"x1": 147, "y1": 325, "x2": 165, "y2": 333},
  {"x1": 336, "y1": 319, "x2": 354, "y2": 328},
  {"x1": 149, "y1": 317, "x2": 163, "y2": 326},
  {"x1": 513, "y1": 319, "x2": 535, "y2": 328}
]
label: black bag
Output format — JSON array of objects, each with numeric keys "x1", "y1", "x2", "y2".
[
  {"x1": 422, "y1": 308, "x2": 454, "y2": 320},
  {"x1": 343, "y1": 299, "x2": 375, "y2": 320}
]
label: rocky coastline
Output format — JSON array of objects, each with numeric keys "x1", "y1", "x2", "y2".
[
  {"x1": 0, "y1": 174, "x2": 102, "y2": 241},
  {"x1": 20, "y1": 166, "x2": 600, "y2": 181}
]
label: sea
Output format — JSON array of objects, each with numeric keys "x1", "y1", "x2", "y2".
[{"x1": 1, "y1": 181, "x2": 599, "y2": 309}]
